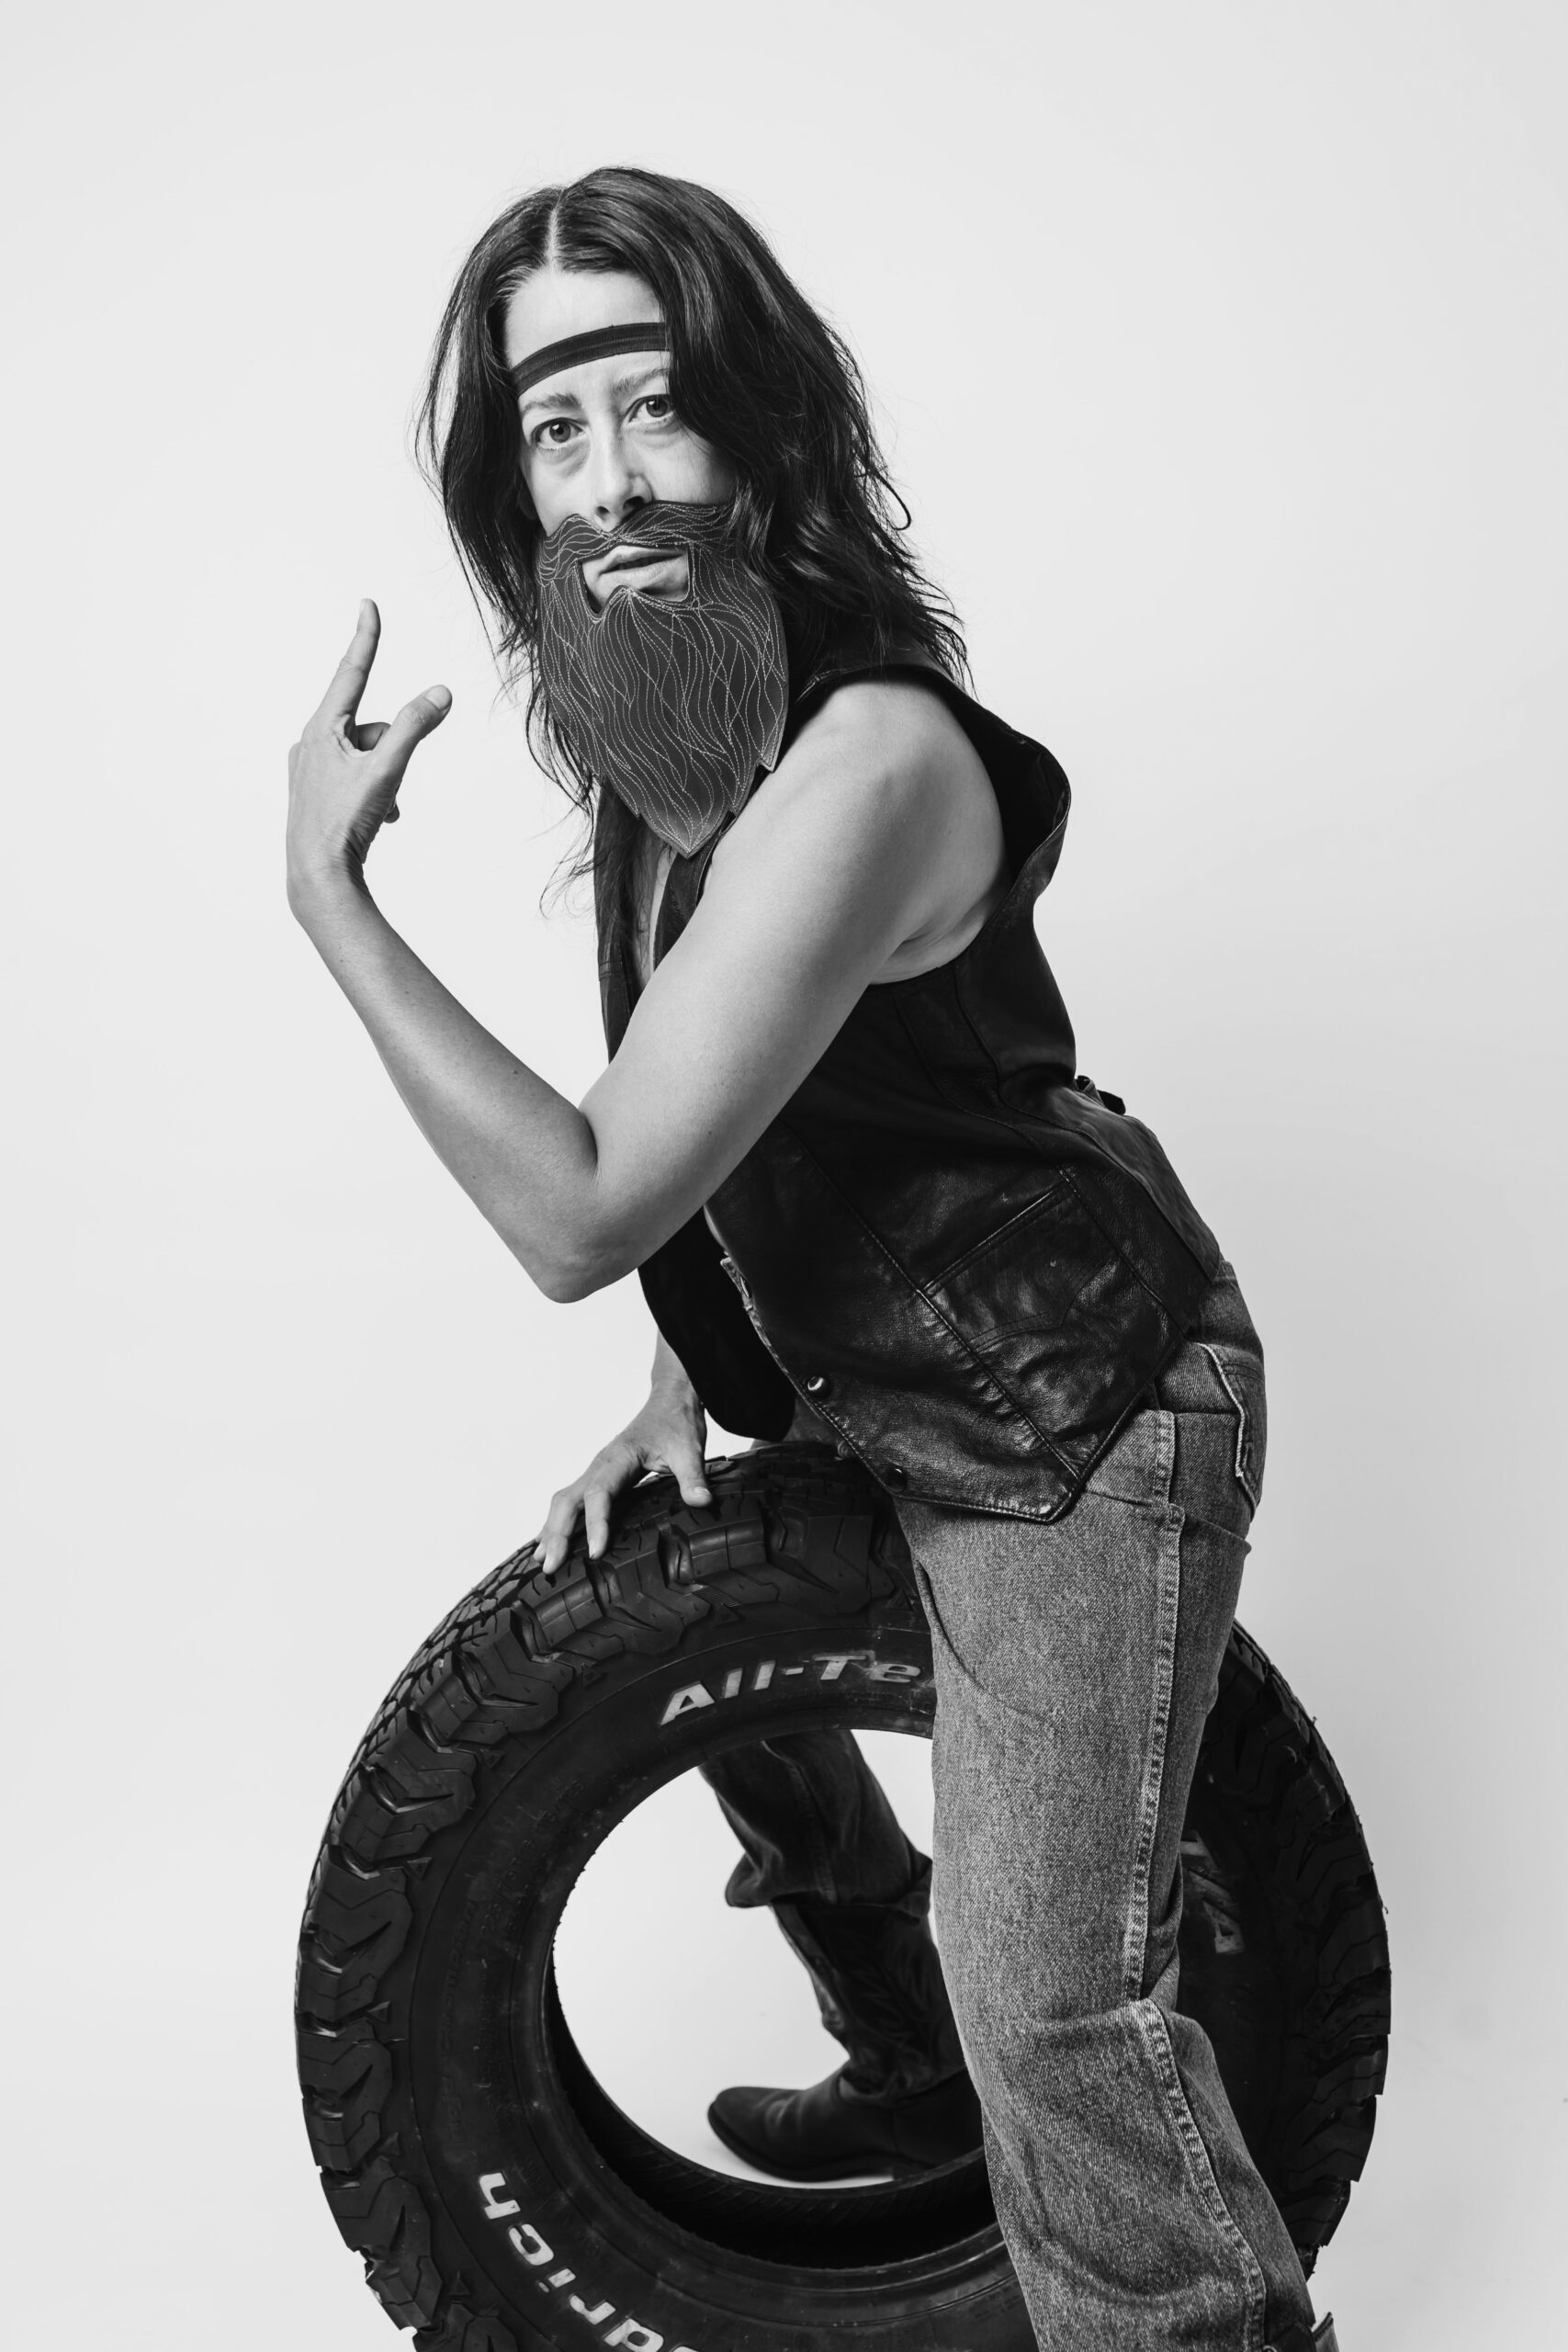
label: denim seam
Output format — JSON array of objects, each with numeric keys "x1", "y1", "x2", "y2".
[
  {"x1": 1121, "y1": 1411, "x2": 1179, "y2": 2004},
  {"x1": 1132, "y1": 1998, "x2": 1269, "y2": 2351},
  {"x1": 912, "y1": 1558, "x2": 1048, "y2": 1726},
  {"x1": 909, "y1": 1500, "x2": 1184, "y2": 1733},
  {"x1": 1199, "y1": 1342, "x2": 1262, "y2": 1513},
  {"x1": 1178, "y1": 1508, "x2": 1253, "y2": 1552},
  {"x1": 1081, "y1": 1482, "x2": 1179, "y2": 1513}
]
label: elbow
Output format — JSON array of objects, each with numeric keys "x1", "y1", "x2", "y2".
[
  {"x1": 532, "y1": 1261, "x2": 604, "y2": 1306},
  {"x1": 520, "y1": 1236, "x2": 637, "y2": 1306},
  {"x1": 504, "y1": 1181, "x2": 651, "y2": 1304}
]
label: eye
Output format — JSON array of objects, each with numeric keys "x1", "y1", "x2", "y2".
[
  {"x1": 529, "y1": 416, "x2": 580, "y2": 449},
  {"x1": 635, "y1": 392, "x2": 676, "y2": 424}
]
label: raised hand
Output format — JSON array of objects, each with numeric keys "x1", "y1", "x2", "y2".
[{"x1": 287, "y1": 601, "x2": 451, "y2": 901}]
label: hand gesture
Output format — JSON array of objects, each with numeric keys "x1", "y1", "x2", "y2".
[
  {"x1": 533, "y1": 1376, "x2": 713, "y2": 1575},
  {"x1": 287, "y1": 601, "x2": 451, "y2": 900}
]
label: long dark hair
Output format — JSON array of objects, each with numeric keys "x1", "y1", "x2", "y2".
[{"x1": 417, "y1": 165, "x2": 967, "y2": 862}]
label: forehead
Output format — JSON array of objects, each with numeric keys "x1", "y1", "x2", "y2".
[{"x1": 502, "y1": 266, "x2": 665, "y2": 391}]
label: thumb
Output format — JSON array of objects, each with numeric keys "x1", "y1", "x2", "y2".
[{"x1": 375, "y1": 684, "x2": 452, "y2": 777}]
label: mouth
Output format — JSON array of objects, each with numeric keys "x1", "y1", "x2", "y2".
[{"x1": 581, "y1": 545, "x2": 691, "y2": 609}]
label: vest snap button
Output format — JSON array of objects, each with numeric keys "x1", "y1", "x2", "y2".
[
  {"x1": 881, "y1": 1461, "x2": 908, "y2": 1488},
  {"x1": 804, "y1": 1373, "x2": 831, "y2": 1396}
]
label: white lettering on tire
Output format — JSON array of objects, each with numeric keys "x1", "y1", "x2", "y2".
[
  {"x1": 811, "y1": 1652, "x2": 864, "y2": 1680},
  {"x1": 659, "y1": 1682, "x2": 716, "y2": 1724},
  {"x1": 475, "y1": 2173, "x2": 704, "y2": 2349},
  {"x1": 657, "y1": 1652, "x2": 928, "y2": 1724}
]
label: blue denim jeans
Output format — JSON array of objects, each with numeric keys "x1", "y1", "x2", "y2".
[{"x1": 707, "y1": 1266, "x2": 1318, "y2": 2349}]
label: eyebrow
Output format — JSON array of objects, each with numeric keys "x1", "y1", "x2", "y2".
[{"x1": 518, "y1": 362, "x2": 670, "y2": 418}]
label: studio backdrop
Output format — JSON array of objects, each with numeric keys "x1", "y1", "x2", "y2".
[{"x1": 4, "y1": 4, "x2": 1563, "y2": 2347}]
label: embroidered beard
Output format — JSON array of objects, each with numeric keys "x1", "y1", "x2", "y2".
[{"x1": 534, "y1": 502, "x2": 789, "y2": 857}]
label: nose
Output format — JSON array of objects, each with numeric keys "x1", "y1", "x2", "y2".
[{"x1": 587, "y1": 429, "x2": 651, "y2": 534}]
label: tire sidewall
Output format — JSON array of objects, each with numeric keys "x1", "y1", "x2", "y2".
[
  {"x1": 298, "y1": 1450, "x2": 1388, "y2": 2346},
  {"x1": 393, "y1": 1611, "x2": 1027, "y2": 2350}
]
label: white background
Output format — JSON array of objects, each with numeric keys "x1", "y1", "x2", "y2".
[{"x1": 5, "y1": 3, "x2": 1564, "y2": 2345}]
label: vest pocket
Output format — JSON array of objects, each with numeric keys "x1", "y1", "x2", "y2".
[
  {"x1": 925, "y1": 1177, "x2": 1172, "y2": 1450},
  {"x1": 927, "y1": 1179, "x2": 1072, "y2": 1295},
  {"x1": 927, "y1": 1180, "x2": 1105, "y2": 1344}
]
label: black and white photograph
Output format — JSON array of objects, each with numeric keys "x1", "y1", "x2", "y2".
[{"x1": 6, "y1": 6, "x2": 1563, "y2": 2347}]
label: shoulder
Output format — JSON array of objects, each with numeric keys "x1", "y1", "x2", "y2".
[
  {"x1": 754, "y1": 672, "x2": 993, "y2": 844},
  {"x1": 705, "y1": 672, "x2": 1005, "y2": 964}
]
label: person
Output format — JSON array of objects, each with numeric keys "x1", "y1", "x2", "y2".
[{"x1": 285, "y1": 164, "x2": 1336, "y2": 2352}]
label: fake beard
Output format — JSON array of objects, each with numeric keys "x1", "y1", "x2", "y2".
[{"x1": 534, "y1": 502, "x2": 789, "y2": 857}]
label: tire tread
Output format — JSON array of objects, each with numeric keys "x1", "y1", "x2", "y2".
[{"x1": 297, "y1": 1453, "x2": 1389, "y2": 2334}]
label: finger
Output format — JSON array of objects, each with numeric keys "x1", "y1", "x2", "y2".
[
  {"x1": 669, "y1": 1439, "x2": 712, "y2": 1508},
  {"x1": 583, "y1": 1485, "x2": 613, "y2": 1559},
  {"x1": 370, "y1": 684, "x2": 453, "y2": 778},
  {"x1": 313, "y1": 599, "x2": 381, "y2": 729},
  {"x1": 536, "y1": 1485, "x2": 584, "y2": 1572}
]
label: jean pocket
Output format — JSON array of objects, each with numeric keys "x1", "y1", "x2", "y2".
[
  {"x1": 1197, "y1": 1341, "x2": 1266, "y2": 1514},
  {"x1": 1082, "y1": 1400, "x2": 1175, "y2": 1510}
]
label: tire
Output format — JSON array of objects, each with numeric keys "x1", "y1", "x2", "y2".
[{"x1": 296, "y1": 1442, "x2": 1390, "y2": 2352}]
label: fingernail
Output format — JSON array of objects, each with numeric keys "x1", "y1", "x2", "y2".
[{"x1": 428, "y1": 684, "x2": 452, "y2": 711}]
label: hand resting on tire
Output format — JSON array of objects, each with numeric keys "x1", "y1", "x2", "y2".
[{"x1": 534, "y1": 1332, "x2": 712, "y2": 1573}]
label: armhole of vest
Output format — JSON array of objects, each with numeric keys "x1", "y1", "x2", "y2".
[
  {"x1": 784, "y1": 653, "x2": 963, "y2": 752},
  {"x1": 790, "y1": 662, "x2": 1071, "y2": 904}
]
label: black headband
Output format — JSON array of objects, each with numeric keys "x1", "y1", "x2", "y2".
[{"x1": 508, "y1": 322, "x2": 670, "y2": 400}]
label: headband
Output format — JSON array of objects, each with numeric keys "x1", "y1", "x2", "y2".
[{"x1": 508, "y1": 322, "x2": 670, "y2": 400}]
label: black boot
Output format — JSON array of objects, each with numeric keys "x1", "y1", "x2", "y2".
[
  {"x1": 770, "y1": 1886, "x2": 970, "y2": 2095},
  {"x1": 708, "y1": 1885, "x2": 981, "y2": 2179},
  {"x1": 709, "y1": 2063, "x2": 984, "y2": 2181}
]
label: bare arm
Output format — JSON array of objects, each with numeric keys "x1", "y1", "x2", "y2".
[{"x1": 287, "y1": 605, "x2": 998, "y2": 1301}]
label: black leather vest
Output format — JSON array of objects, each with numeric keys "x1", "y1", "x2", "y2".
[{"x1": 595, "y1": 653, "x2": 1223, "y2": 1520}]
